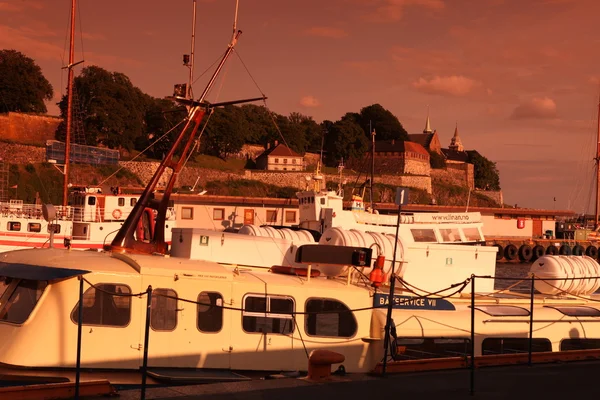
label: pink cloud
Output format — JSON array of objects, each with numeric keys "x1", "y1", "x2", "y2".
[
  {"x1": 0, "y1": 25, "x2": 63, "y2": 61},
  {"x1": 299, "y1": 96, "x2": 321, "y2": 108},
  {"x1": 0, "y1": 2, "x2": 21, "y2": 11},
  {"x1": 81, "y1": 32, "x2": 107, "y2": 41},
  {"x1": 362, "y1": 0, "x2": 445, "y2": 22},
  {"x1": 412, "y1": 75, "x2": 480, "y2": 96},
  {"x1": 304, "y1": 27, "x2": 348, "y2": 39},
  {"x1": 511, "y1": 97, "x2": 558, "y2": 119},
  {"x1": 0, "y1": 1, "x2": 43, "y2": 12}
]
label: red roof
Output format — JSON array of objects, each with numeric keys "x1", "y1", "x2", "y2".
[{"x1": 258, "y1": 143, "x2": 302, "y2": 159}]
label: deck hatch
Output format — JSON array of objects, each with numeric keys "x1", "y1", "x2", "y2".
[
  {"x1": 544, "y1": 305, "x2": 600, "y2": 317},
  {"x1": 472, "y1": 305, "x2": 530, "y2": 317},
  {"x1": 0, "y1": 262, "x2": 90, "y2": 281}
]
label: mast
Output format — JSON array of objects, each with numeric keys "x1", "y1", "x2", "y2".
[
  {"x1": 186, "y1": 0, "x2": 197, "y2": 100},
  {"x1": 63, "y1": 0, "x2": 76, "y2": 207},
  {"x1": 370, "y1": 127, "x2": 375, "y2": 212},
  {"x1": 596, "y1": 95, "x2": 600, "y2": 228}
]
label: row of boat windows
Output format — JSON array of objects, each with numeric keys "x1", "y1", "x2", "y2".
[
  {"x1": 410, "y1": 227, "x2": 482, "y2": 243},
  {"x1": 6, "y1": 222, "x2": 61, "y2": 233},
  {"x1": 0, "y1": 280, "x2": 357, "y2": 338},
  {"x1": 71, "y1": 196, "x2": 137, "y2": 208},
  {"x1": 393, "y1": 337, "x2": 600, "y2": 360}
]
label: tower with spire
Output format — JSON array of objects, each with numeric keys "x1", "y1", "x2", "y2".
[
  {"x1": 448, "y1": 122, "x2": 464, "y2": 152},
  {"x1": 423, "y1": 107, "x2": 433, "y2": 134}
]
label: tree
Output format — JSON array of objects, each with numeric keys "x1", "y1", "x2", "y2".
[
  {"x1": 467, "y1": 150, "x2": 501, "y2": 190},
  {"x1": 56, "y1": 66, "x2": 148, "y2": 150},
  {"x1": 201, "y1": 105, "x2": 250, "y2": 158},
  {"x1": 323, "y1": 119, "x2": 368, "y2": 167},
  {"x1": 138, "y1": 98, "x2": 187, "y2": 159},
  {"x1": 0, "y1": 49, "x2": 53, "y2": 113},
  {"x1": 429, "y1": 150, "x2": 446, "y2": 169},
  {"x1": 357, "y1": 103, "x2": 408, "y2": 141}
]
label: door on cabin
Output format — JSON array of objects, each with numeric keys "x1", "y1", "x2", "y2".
[
  {"x1": 243, "y1": 209, "x2": 255, "y2": 225},
  {"x1": 229, "y1": 288, "x2": 296, "y2": 371}
]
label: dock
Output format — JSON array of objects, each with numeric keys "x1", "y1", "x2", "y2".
[{"x1": 111, "y1": 360, "x2": 600, "y2": 400}]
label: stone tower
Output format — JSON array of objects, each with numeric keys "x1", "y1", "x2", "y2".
[{"x1": 448, "y1": 122, "x2": 464, "y2": 152}]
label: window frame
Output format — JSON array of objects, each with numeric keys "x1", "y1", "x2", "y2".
[
  {"x1": 213, "y1": 208, "x2": 225, "y2": 221},
  {"x1": 197, "y1": 291, "x2": 224, "y2": 333},
  {"x1": 242, "y1": 294, "x2": 295, "y2": 335},
  {"x1": 181, "y1": 207, "x2": 194, "y2": 220},
  {"x1": 304, "y1": 297, "x2": 357, "y2": 338},
  {"x1": 70, "y1": 283, "x2": 132, "y2": 328},
  {"x1": 285, "y1": 210, "x2": 296, "y2": 223},
  {"x1": 27, "y1": 222, "x2": 41, "y2": 232},
  {"x1": 150, "y1": 288, "x2": 178, "y2": 332}
]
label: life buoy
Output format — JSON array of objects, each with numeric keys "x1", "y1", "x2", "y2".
[
  {"x1": 495, "y1": 244, "x2": 504, "y2": 261},
  {"x1": 531, "y1": 245, "x2": 545, "y2": 261},
  {"x1": 112, "y1": 209, "x2": 122, "y2": 220},
  {"x1": 518, "y1": 245, "x2": 533, "y2": 262},
  {"x1": 504, "y1": 244, "x2": 518, "y2": 261},
  {"x1": 558, "y1": 244, "x2": 571, "y2": 255},
  {"x1": 545, "y1": 245, "x2": 558, "y2": 255},
  {"x1": 572, "y1": 244, "x2": 585, "y2": 256},
  {"x1": 585, "y1": 245, "x2": 598, "y2": 258}
]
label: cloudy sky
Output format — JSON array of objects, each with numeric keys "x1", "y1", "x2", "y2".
[{"x1": 2, "y1": 0, "x2": 600, "y2": 213}]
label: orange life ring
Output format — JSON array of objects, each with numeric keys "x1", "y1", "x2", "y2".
[{"x1": 112, "y1": 209, "x2": 122, "y2": 219}]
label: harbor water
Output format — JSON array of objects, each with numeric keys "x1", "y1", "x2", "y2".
[{"x1": 493, "y1": 261, "x2": 531, "y2": 291}]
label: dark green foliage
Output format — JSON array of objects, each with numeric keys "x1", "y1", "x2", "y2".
[
  {"x1": 467, "y1": 150, "x2": 501, "y2": 190},
  {"x1": 323, "y1": 119, "x2": 369, "y2": 167},
  {"x1": 429, "y1": 150, "x2": 446, "y2": 169},
  {"x1": 56, "y1": 66, "x2": 149, "y2": 150},
  {"x1": 201, "y1": 105, "x2": 250, "y2": 158},
  {"x1": 357, "y1": 104, "x2": 408, "y2": 141},
  {"x1": 0, "y1": 49, "x2": 53, "y2": 113},
  {"x1": 205, "y1": 179, "x2": 297, "y2": 198}
]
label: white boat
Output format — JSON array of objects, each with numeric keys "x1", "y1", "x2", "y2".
[
  {"x1": 3, "y1": 0, "x2": 600, "y2": 387},
  {"x1": 0, "y1": 187, "x2": 175, "y2": 252}
]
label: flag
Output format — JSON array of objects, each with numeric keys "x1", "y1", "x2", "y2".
[{"x1": 10, "y1": 185, "x2": 17, "y2": 189}]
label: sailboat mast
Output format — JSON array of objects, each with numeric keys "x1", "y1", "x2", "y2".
[
  {"x1": 370, "y1": 127, "x2": 375, "y2": 212},
  {"x1": 594, "y1": 93, "x2": 600, "y2": 225},
  {"x1": 186, "y1": 0, "x2": 197, "y2": 99},
  {"x1": 63, "y1": 0, "x2": 76, "y2": 208}
]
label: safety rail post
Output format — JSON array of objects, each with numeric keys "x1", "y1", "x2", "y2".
[
  {"x1": 141, "y1": 286, "x2": 152, "y2": 400},
  {"x1": 528, "y1": 274, "x2": 535, "y2": 366},
  {"x1": 470, "y1": 274, "x2": 475, "y2": 396},
  {"x1": 75, "y1": 276, "x2": 84, "y2": 400}
]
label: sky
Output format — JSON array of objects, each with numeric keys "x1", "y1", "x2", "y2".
[{"x1": 1, "y1": 0, "x2": 600, "y2": 213}]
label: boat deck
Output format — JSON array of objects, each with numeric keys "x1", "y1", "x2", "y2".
[{"x1": 110, "y1": 360, "x2": 600, "y2": 400}]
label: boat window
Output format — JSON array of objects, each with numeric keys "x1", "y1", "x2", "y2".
[
  {"x1": 305, "y1": 298, "x2": 357, "y2": 338},
  {"x1": 0, "y1": 279, "x2": 47, "y2": 324},
  {"x1": 560, "y1": 339, "x2": 600, "y2": 351},
  {"x1": 118, "y1": 198, "x2": 125, "y2": 207},
  {"x1": 393, "y1": 338, "x2": 470, "y2": 360},
  {"x1": 28, "y1": 222, "x2": 41, "y2": 233},
  {"x1": 544, "y1": 306, "x2": 600, "y2": 317},
  {"x1": 320, "y1": 198, "x2": 325, "y2": 205},
  {"x1": 213, "y1": 208, "x2": 225, "y2": 221},
  {"x1": 181, "y1": 207, "x2": 193, "y2": 220},
  {"x1": 285, "y1": 211, "x2": 296, "y2": 223},
  {"x1": 472, "y1": 305, "x2": 530, "y2": 317},
  {"x1": 266, "y1": 210, "x2": 277, "y2": 223},
  {"x1": 242, "y1": 294, "x2": 294, "y2": 334},
  {"x1": 71, "y1": 284, "x2": 131, "y2": 327},
  {"x1": 7, "y1": 222, "x2": 21, "y2": 231},
  {"x1": 410, "y1": 228, "x2": 437, "y2": 243},
  {"x1": 151, "y1": 289, "x2": 178, "y2": 331},
  {"x1": 48, "y1": 224, "x2": 61, "y2": 234},
  {"x1": 197, "y1": 292, "x2": 223, "y2": 333},
  {"x1": 439, "y1": 228, "x2": 461, "y2": 243},
  {"x1": 463, "y1": 227, "x2": 482, "y2": 242},
  {"x1": 130, "y1": 198, "x2": 137, "y2": 207},
  {"x1": 87, "y1": 196, "x2": 96, "y2": 206},
  {"x1": 482, "y1": 338, "x2": 551, "y2": 355},
  {"x1": 0, "y1": 277, "x2": 12, "y2": 300}
]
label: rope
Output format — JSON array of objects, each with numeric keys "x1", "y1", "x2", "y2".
[
  {"x1": 80, "y1": 276, "x2": 148, "y2": 297},
  {"x1": 97, "y1": 118, "x2": 186, "y2": 187}
]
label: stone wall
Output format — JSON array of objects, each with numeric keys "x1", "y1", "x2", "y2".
[
  {"x1": 0, "y1": 143, "x2": 45, "y2": 164},
  {"x1": 374, "y1": 155, "x2": 430, "y2": 176},
  {"x1": 0, "y1": 112, "x2": 61, "y2": 146},
  {"x1": 475, "y1": 189, "x2": 503, "y2": 205},
  {"x1": 431, "y1": 164, "x2": 474, "y2": 189}
]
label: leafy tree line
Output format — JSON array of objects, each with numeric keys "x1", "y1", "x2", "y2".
[{"x1": 1, "y1": 49, "x2": 501, "y2": 190}]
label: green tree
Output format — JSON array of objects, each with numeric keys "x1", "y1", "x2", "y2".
[
  {"x1": 240, "y1": 104, "x2": 278, "y2": 144},
  {"x1": 0, "y1": 49, "x2": 53, "y2": 113},
  {"x1": 467, "y1": 150, "x2": 501, "y2": 190},
  {"x1": 138, "y1": 98, "x2": 187, "y2": 159},
  {"x1": 56, "y1": 66, "x2": 149, "y2": 150},
  {"x1": 201, "y1": 105, "x2": 249, "y2": 158},
  {"x1": 357, "y1": 103, "x2": 408, "y2": 141},
  {"x1": 323, "y1": 119, "x2": 368, "y2": 166}
]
